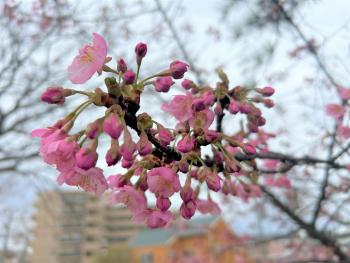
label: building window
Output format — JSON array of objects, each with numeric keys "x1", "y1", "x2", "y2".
[{"x1": 141, "y1": 253, "x2": 153, "y2": 263}]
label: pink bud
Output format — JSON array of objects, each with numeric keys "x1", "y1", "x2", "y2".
[
  {"x1": 239, "y1": 102, "x2": 251, "y2": 114},
  {"x1": 176, "y1": 135, "x2": 195, "y2": 153},
  {"x1": 202, "y1": 90, "x2": 215, "y2": 106},
  {"x1": 103, "y1": 114, "x2": 123, "y2": 140},
  {"x1": 178, "y1": 158, "x2": 189, "y2": 173},
  {"x1": 105, "y1": 142, "x2": 121, "y2": 166},
  {"x1": 86, "y1": 119, "x2": 101, "y2": 139},
  {"x1": 156, "y1": 197, "x2": 171, "y2": 212},
  {"x1": 181, "y1": 79, "x2": 194, "y2": 90},
  {"x1": 41, "y1": 87, "x2": 70, "y2": 104},
  {"x1": 154, "y1": 77, "x2": 174, "y2": 92},
  {"x1": 137, "y1": 132, "x2": 153, "y2": 156},
  {"x1": 228, "y1": 100, "x2": 239, "y2": 114},
  {"x1": 121, "y1": 159, "x2": 133, "y2": 168},
  {"x1": 205, "y1": 171, "x2": 221, "y2": 192},
  {"x1": 263, "y1": 99, "x2": 274, "y2": 108},
  {"x1": 75, "y1": 147, "x2": 98, "y2": 170},
  {"x1": 117, "y1": 58, "x2": 127, "y2": 73},
  {"x1": 158, "y1": 127, "x2": 173, "y2": 146},
  {"x1": 243, "y1": 143, "x2": 256, "y2": 155},
  {"x1": 204, "y1": 130, "x2": 219, "y2": 143},
  {"x1": 192, "y1": 98, "x2": 206, "y2": 112},
  {"x1": 123, "y1": 70, "x2": 136, "y2": 84},
  {"x1": 169, "y1": 60, "x2": 189, "y2": 79},
  {"x1": 180, "y1": 200, "x2": 196, "y2": 219},
  {"x1": 248, "y1": 122, "x2": 259, "y2": 133},
  {"x1": 260, "y1": 86, "x2": 275, "y2": 97},
  {"x1": 180, "y1": 184, "x2": 194, "y2": 203},
  {"x1": 135, "y1": 42, "x2": 147, "y2": 59},
  {"x1": 120, "y1": 130, "x2": 136, "y2": 161}
]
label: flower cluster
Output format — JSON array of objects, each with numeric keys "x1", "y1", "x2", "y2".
[{"x1": 32, "y1": 33, "x2": 275, "y2": 228}]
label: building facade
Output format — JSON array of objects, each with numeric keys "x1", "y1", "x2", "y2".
[
  {"x1": 28, "y1": 191, "x2": 143, "y2": 263},
  {"x1": 130, "y1": 217, "x2": 252, "y2": 263}
]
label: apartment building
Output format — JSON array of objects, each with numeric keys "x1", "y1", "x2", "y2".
[{"x1": 28, "y1": 191, "x2": 143, "y2": 263}]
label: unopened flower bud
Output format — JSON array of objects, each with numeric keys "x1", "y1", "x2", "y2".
[
  {"x1": 264, "y1": 99, "x2": 274, "y2": 108},
  {"x1": 169, "y1": 60, "x2": 189, "y2": 79},
  {"x1": 156, "y1": 197, "x2": 171, "y2": 212},
  {"x1": 260, "y1": 86, "x2": 275, "y2": 97},
  {"x1": 181, "y1": 79, "x2": 195, "y2": 90},
  {"x1": 41, "y1": 87, "x2": 72, "y2": 104},
  {"x1": 103, "y1": 114, "x2": 124, "y2": 140},
  {"x1": 239, "y1": 102, "x2": 251, "y2": 114},
  {"x1": 117, "y1": 58, "x2": 127, "y2": 73},
  {"x1": 75, "y1": 147, "x2": 98, "y2": 170},
  {"x1": 137, "y1": 132, "x2": 153, "y2": 156},
  {"x1": 154, "y1": 77, "x2": 174, "y2": 92},
  {"x1": 135, "y1": 42, "x2": 147, "y2": 65},
  {"x1": 176, "y1": 134, "x2": 195, "y2": 153},
  {"x1": 180, "y1": 200, "x2": 196, "y2": 219},
  {"x1": 228, "y1": 100, "x2": 239, "y2": 114},
  {"x1": 123, "y1": 70, "x2": 136, "y2": 84},
  {"x1": 243, "y1": 143, "x2": 256, "y2": 155}
]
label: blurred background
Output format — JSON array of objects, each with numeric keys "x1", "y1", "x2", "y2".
[{"x1": 1, "y1": 0, "x2": 350, "y2": 262}]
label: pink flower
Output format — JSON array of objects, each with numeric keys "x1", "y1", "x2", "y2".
[
  {"x1": 154, "y1": 77, "x2": 174, "y2": 92},
  {"x1": 180, "y1": 200, "x2": 196, "y2": 219},
  {"x1": 41, "y1": 87, "x2": 70, "y2": 104},
  {"x1": 162, "y1": 93, "x2": 194, "y2": 122},
  {"x1": 146, "y1": 210, "x2": 175, "y2": 228},
  {"x1": 58, "y1": 167, "x2": 108, "y2": 196},
  {"x1": 337, "y1": 125, "x2": 350, "y2": 139},
  {"x1": 110, "y1": 185, "x2": 147, "y2": 214},
  {"x1": 103, "y1": 114, "x2": 124, "y2": 139},
  {"x1": 326, "y1": 104, "x2": 345, "y2": 119},
  {"x1": 68, "y1": 33, "x2": 107, "y2": 84},
  {"x1": 46, "y1": 138, "x2": 79, "y2": 172},
  {"x1": 107, "y1": 174, "x2": 127, "y2": 189},
  {"x1": 197, "y1": 199, "x2": 221, "y2": 215},
  {"x1": 190, "y1": 109, "x2": 214, "y2": 130},
  {"x1": 339, "y1": 87, "x2": 350, "y2": 100},
  {"x1": 176, "y1": 134, "x2": 195, "y2": 153},
  {"x1": 147, "y1": 167, "x2": 181, "y2": 198},
  {"x1": 169, "y1": 60, "x2": 189, "y2": 79},
  {"x1": 31, "y1": 128, "x2": 67, "y2": 161},
  {"x1": 123, "y1": 70, "x2": 136, "y2": 84},
  {"x1": 260, "y1": 86, "x2": 275, "y2": 97},
  {"x1": 75, "y1": 147, "x2": 98, "y2": 170}
]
